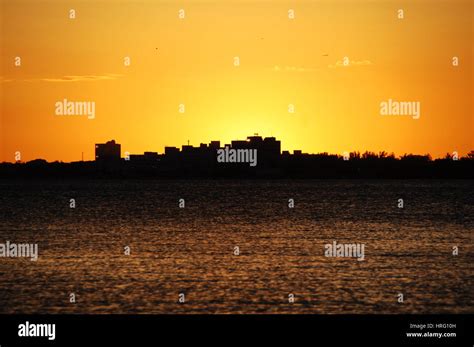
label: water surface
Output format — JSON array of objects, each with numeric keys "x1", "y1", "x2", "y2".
[{"x1": 0, "y1": 179, "x2": 472, "y2": 313}]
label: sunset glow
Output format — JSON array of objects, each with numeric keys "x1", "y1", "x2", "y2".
[{"x1": 1, "y1": 0, "x2": 472, "y2": 162}]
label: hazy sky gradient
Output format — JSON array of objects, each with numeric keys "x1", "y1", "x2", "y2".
[{"x1": 1, "y1": 0, "x2": 472, "y2": 162}]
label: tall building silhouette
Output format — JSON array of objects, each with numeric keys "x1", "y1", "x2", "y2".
[{"x1": 95, "y1": 140, "x2": 121, "y2": 161}]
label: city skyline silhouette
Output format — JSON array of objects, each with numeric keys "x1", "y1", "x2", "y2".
[
  {"x1": 1, "y1": 134, "x2": 472, "y2": 179},
  {"x1": 2, "y1": 134, "x2": 474, "y2": 164}
]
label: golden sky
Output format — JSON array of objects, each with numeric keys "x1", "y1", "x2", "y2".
[{"x1": 1, "y1": 0, "x2": 473, "y2": 162}]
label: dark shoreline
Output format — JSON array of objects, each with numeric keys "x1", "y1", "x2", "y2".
[{"x1": 1, "y1": 158, "x2": 473, "y2": 179}]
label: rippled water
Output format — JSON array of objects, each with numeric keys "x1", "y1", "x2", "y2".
[{"x1": 0, "y1": 179, "x2": 472, "y2": 313}]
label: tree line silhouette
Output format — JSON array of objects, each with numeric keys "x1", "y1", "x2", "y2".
[{"x1": 1, "y1": 150, "x2": 472, "y2": 179}]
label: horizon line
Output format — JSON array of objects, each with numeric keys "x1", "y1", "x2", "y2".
[
  {"x1": 2, "y1": 135, "x2": 473, "y2": 164},
  {"x1": 4, "y1": 152, "x2": 471, "y2": 164}
]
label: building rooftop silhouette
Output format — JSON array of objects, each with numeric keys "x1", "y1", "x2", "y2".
[
  {"x1": 81, "y1": 136, "x2": 471, "y2": 178},
  {"x1": 95, "y1": 140, "x2": 121, "y2": 161},
  {"x1": 1, "y1": 136, "x2": 471, "y2": 179},
  {"x1": 119, "y1": 135, "x2": 281, "y2": 168}
]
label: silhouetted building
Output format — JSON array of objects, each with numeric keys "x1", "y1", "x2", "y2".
[
  {"x1": 231, "y1": 140, "x2": 248, "y2": 148},
  {"x1": 95, "y1": 140, "x2": 121, "y2": 161},
  {"x1": 182, "y1": 145, "x2": 194, "y2": 153},
  {"x1": 209, "y1": 141, "x2": 220, "y2": 149},
  {"x1": 261, "y1": 137, "x2": 281, "y2": 165},
  {"x1": 240, "y1": 136, "x2": 281, "y2": 166},
  {"x1": 165, "y1": 147, "x2": 179, "y2": 156},
  {"x1": 247, "y1": 136, "x2": 263, "y2": 145},
  {"x1": 3, "y1": 135, "x2": 473, "y2": 179},
  {"x1": 130, "y1": 152, "x2": 160, "y2": 163}
]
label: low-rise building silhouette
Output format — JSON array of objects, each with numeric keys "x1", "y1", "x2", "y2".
[
  {"x1": 83, "y1": 136, "x2": 474, "y2": 178},
  {"x1": 95, "y1": 140, "x2": 121, "y2": 161}
]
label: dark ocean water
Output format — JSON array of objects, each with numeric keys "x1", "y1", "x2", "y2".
[{"x1": 0, "y1": 179, "x2": 472, "y2": 314}]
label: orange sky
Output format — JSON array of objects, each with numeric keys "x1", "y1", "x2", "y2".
[{"x1": 1, "y1": 0, "x2": 473, "y2": 162}]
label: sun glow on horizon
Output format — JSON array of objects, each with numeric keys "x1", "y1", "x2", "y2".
[{"x1": 1, "y1": 0, "x2": 472, "y2": 162}]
